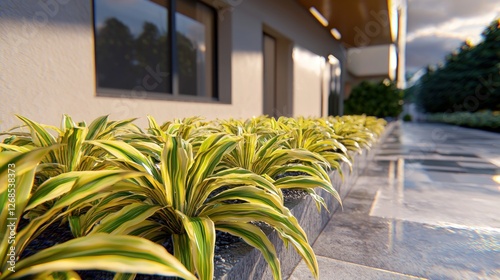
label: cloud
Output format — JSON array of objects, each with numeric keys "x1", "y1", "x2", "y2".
[
  {"x1": 405, "y1": 0, "x2": 500, "y2": 72},
  {"x1": 407, "y1": 0, "x2": 499, "y2": 33},
  {"x1": 406, "y1": 36, "x2": 462, "y2": 72},
  {"x1": 407, "y1": 13, "x2": 498, "y2": 43}
]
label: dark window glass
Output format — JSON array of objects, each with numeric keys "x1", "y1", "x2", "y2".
[
  {"x1": 94, "y1": 0, "x2": 216, "y2": 98},
  {"x1": 176, "y1": 0, "x2": 214, "y2": 97},
  {"x1": 94, "y1": 0, "x2": 170, "y2": 93}
]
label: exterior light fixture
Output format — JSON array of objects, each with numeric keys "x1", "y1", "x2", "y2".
[
  {"x1": 309, "y1": 7, "x2": 328, "y2": 27},
  {"x1": 328, "y1": 54, "x2": 337, "y2": 64},
  {"x1": 330, "y1": 28, "x2": 342, "y2": 40}
]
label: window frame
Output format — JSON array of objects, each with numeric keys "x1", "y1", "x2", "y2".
[{"x1": 92, "y1": 0, "x2": 221, "y2": 103}]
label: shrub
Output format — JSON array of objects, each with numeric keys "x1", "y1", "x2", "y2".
[
  {"x1": 0, "y1": 148, "x2": 196, "y2": 280},
  {"x1": 344, "y1": 80, "x2": 403, "y2": 118},
  {"x1": 415, "y1": 20, "x2": 500, "y2": 113},
  {"x1": 0, "y1": 114, "x2": 387, "y2": 280},
  {"x1": 426, "y1": 111, "x2": 500, "y2": 131}
]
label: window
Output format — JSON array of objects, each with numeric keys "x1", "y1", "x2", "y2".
[{"x1": 93, "y1": 0, "x2": 216, "y2": 99}]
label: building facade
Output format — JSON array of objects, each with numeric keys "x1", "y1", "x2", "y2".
[{"x1": 0, "y1": 0, "x2": 405, "y2": 129}]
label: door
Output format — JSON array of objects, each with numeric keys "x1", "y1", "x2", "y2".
[
  {"x1": 263, "y1": 33, "x2": 277, "y2": 117},
  {"x1": 328, "y1": 55, "x2": 342, "y2": 116}
]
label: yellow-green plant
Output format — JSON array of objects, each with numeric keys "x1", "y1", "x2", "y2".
[
  {"x1": 276, "y1": 117, "x2": 351, "y2": 173},
  {"x1": 219, "y1": 133, "x2": 340, "y2": 210},
  {"x1": 0, "y1": 114, "x2": 387, "y2": 280},
  {"x1": 143, "y1": 116, "x2": 220, "y2": 153},
  {"x1": 327, "y1": 115, "x2": 386, "y2": 152},
  {"x1": 0, "y1": 148, "x2": 196, "y2": 280},
  {"x1": 0, "y1": 115, "x2": 140, "y2": 221},
  {"x1": 0, "y1": 114, "x2": 138, "y2": 179},
  {"x1": 84, "y1": 134, "x2": 319, "y2": 280},
  {"x1": 216, "y1": 116, "x2": 284, "y2": 138}
]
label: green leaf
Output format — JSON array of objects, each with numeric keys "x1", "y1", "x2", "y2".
[
  {"x1": 91, "y1": 203, "x2": 161, "y2": 235},
  {"x1": 217, "y1": 222, "x2": 281, "y2": 280},
  {"x1": 203, "y1": 204, "x2": 318, "y2": 279},
  {"x1": 274, "y1": 176, "x2": 342, "y2": 207},
  {"x1": 187, "y1": 133, "x2": 238, "y2": 190},
  {"x1": 16, "y1": 170, "x2": 144, "y2": 256},
  {"x1": 1, "y1": 234, "x2": 197, "y2": 280},
  {"x1": 86, "y1": 115, "x2": 109, "y2": 140},
  {"x1": 161, "y1": 136, "x2": 192, "y2": 210},
  {"x1": 177, "y1": 212, "x2": 216, "y2": 280},
  {"x1": 188, "y1": 168, "x2": 282, "y2": 214},
  {"x1": 203, "y1": 186, "x2": 285, "y2": 213},
  {"x1": 16, "y1": 115, "x2": 57, "y2": 148},
  {"x1": 88, "y1": 140, "x2": 159, "y2": 178}
]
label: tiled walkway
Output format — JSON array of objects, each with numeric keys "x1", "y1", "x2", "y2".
[{"x1": 289, "y1": 123, "x2": 500, "y2": 280}]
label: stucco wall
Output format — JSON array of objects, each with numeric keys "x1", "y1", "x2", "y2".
[
  {"x1": 0, "y1": 0, "x2": 344, "y2": 130},
  {"x1": 292, "y1": 46, "x2": 324, "y2": 117},
  {"x1": 234, "y1": 0, "x2": 345, "y2": 118}
]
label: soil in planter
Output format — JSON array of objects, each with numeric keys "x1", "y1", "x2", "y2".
[{"x1": 19, "y1": 220, "x2": 244, "y2": 280}]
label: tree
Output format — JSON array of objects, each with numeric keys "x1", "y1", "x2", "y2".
[
  {"x1": 135, "y1": 22, "x2": 169, "y2": 93},
  {"x1": 95, "y1": 18, "x2": 137, "y2": 90},
  {"x1": 416, "y1": 19, "x2": 500, "y2": 113},
  {"x1": 344, "y1": 80, "x2": 403, "y2": 118}
]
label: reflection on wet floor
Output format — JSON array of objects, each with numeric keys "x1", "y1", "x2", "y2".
[
  {"x1": 370, "y1": 123, "x2": 500, "y2": 278},
  {"x1": 289, "y1": 122, "x2": 500, "y2": 280},
  {"x1": 371, "y1": 123, "x2": 500, "y2": 231}
]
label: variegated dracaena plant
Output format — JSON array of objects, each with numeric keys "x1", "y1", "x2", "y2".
[
  {"x1": 0, "y1": 148, "x2": 196, "y2": 280},
  {"x1": 0, "y1": 115, "x2": 140, "y2": 221},
  {"x1": 275, "y1": 117, "x2": 352, "y2": 175},
  {"x1": 219, "y1": 132, "x2": 340, "y2": 211},
  {"x1": 83, "y1": 133, "x2": 320, "y2": 280}
]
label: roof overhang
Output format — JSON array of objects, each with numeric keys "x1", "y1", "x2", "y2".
[{"x1": 297, "y1": 0, "x2": 397, "y2": 48}]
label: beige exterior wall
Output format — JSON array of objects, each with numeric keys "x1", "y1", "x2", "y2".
[
  {"x1": 0, "y1": 0, "x2": 344, "y2": 130},
  {"x1": 292, "y1": 47, "x2": 324, "y2": 117},
  {"x1": 347, "y1": 44, "x2": 397, "y2": 80}
]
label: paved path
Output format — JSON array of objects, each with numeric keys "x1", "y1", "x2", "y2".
[{"x1": 289, "y1": 123, "x2": 500, "y2": 280}]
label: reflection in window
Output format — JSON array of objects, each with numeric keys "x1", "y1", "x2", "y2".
[
  {"x1": 93, "y1": 0, "x2": 215, "y2": 98},
  {"x1": 176, "y1": 0, "x2": 214, "y2": 97}
]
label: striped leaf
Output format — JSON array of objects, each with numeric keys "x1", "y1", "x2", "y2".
[
  {"x1": 16, "y1": 170, "x2": 144, "y2": 256},
  {"x1": 0, "y1": 234, "x2": 197, "y2": 280},
  {"x1": 274, "y1": 176, "x2": 342, "y2": 207},
  {"x1": 59, "y1": 126, "x2": 87, "y2": 172},
  {"x1": 0, "y1": 143, "x2": 32, "y2": 153},
  {"x1": 85, "y1": 115, "x2": 109, "y2": 140},
  {"x1": 16, "y1": 115, "x2": 57, "y2": 148},
  {"x1": 217, "y1": 222, "x2": 281, "y2": 280},
  {"x1": 187, "y1": 133, "x2": 238, "y2": 190},
  {"x1": 203, "y1": 204, "x2": 318, "y2": 279},
  {"x1": 177, "y1": 212, "x2": 216, "y2": 280},
  {"x1": 70, "y1": 191, "x2": 144, "y2": 237},
  {"x1": 91, "y1": 203, "x2": 161, "y2": 235},
  {"x1": 188, "y1": 168, "x2": 282, "y2": 213},
  {"x1": 160, "y1": 136, "x2": 192, "y2": 209},
  {"x1": 88, "y1": 140, "x2": 159, "y2": 178},
  {"x1": 267, "y1": 164, "x2": 330, "y2": 182},
  {"x1": 202, "y1": 186, "x2": 285, "y2": 213},
  {"x1": 0, "y1": 148, "x2": 54, "y2": 271}
]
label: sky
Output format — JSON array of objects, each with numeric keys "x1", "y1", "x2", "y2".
[{"x1": 406, "y1": 0, "x2": 500, "y2": 74}]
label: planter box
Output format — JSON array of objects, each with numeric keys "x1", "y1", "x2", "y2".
[{"x1": 215, "y1": 122, "x2": 395, "y2": 280}]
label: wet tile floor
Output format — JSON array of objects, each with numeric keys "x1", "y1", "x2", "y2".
[{"x1": 289, "y1": 123, "x2": 500, "y2": 280}]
